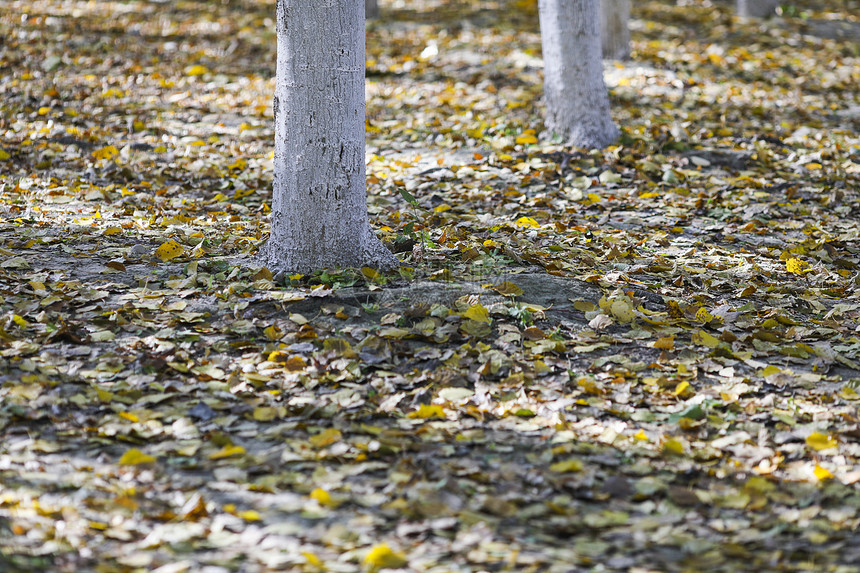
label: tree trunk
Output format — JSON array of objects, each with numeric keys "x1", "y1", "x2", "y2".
[
  {"x1": 737, "y1": 0, "x2": 779, "y2": 18},
  {"x1": 366, "y1": 0, "x2": 379, "y2": 19},
  {"x1": 538, "y1": 0, "x2": 618, "y2": 148},
  {"x1": 259, "y1": 0, "x2": 398, "y2": 273},
  {"x1": 600, "y1": 0, "x2": 630, "y2": 60}
]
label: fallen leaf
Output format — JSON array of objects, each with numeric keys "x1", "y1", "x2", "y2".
[
  {"x1": 309, "y1": 428, "x2": 342, "y2": 448},
  {"x1": 492, "y1": 281, "x2": 524, "y2": 296},
  {"x1": 119, "y1": 448, "x2": 156, "y2": 466},
  {"x1": 185, "y1": 64, "x2": 209, "y2": 76},
  {"x1": 208, "y1": 445, "x2": 246, "y2": 459},
  {"x1": 408, "y1": 404, "x2": 446, "y2": 419},
  {"x1": 364, "y1": 544, "x2": 408, "y2": 570},
  {"x1": 154, "y1": 240, "x2": 185, "y2": 262},
  {"x1": 549, "y1": 459, "x2": 583, "y2": 473},
  {"x1": 813, "y1": 464, "x2": 834, "y2": 481},
  {"x1": 806, "y1": 432, "x2": 838, "y2": 451},
  {"x1": 462, "y1": 303, "x2": 490, "y2": 323}
]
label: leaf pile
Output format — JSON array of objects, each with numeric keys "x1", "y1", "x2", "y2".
[{"x1": 1, "y1": 0, "x2": 859, "y2": 571}]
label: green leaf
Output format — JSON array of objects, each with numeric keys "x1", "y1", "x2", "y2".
[{"x1": 399, "y1": 188, "x2": 418, "y2": 205}]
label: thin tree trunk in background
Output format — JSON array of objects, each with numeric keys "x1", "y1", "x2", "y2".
[
  {"x1": 260, "y1": 0, "x2": 398, "y2": 273},
  {"x1": 737, "y1": 0, "x2": 779, "y2": 18},
  {"x1": 600, "y1": 0, "x2": 630, "y2": 60},
  {"x1": 538, "y1": 0, "x2": 619, "y2": 148},
  {"x1": 366, "y1": 0, "x2": 379, "y2": 19}
]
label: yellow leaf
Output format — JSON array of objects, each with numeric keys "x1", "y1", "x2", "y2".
[
  {"x1": 208, "y1": 445, "x2": 246, "y2": 460},
  {"x1": 492, "y1": 281, "x2": 524, "y2": 297},
  {"x1": 673, "y1": 381, "x2": 691, "y2": 396},
  {"x1": 838, "y1": 387, "x2": 859, "y2": 401},
  {"x1": 691, "y1": 329, "x2": 720, "y2": 348},
  {"x1": 252, "y1": 407, "x2": 279, "y2": 422},
  {"x1": 103, "y1": 226, "x2": 122, "y2": 236},
  {"x1": 462, "y1": 303, "x2": 490, "y2": 323},
  {"x1": 309, "y1": 428, "x2": 342, "y2": 448},
  {"x1": 577, "y1": 377, "x2": 602, "y2": 395},
  {"x1": 408, "y1": 404, "x2": 446, "y2": 419},
  {"x1": 118, "y1": 448, "x2": 156, "y2": 466},
  {"x1": 515, "y1": 133, "x2": 538, "y2": 144},
  {"x1": 364, "y1": 544, "x2": 408, "y2": 570},
  {"x1": 805, "y1": 432, "x2": 838, "y2": 451},
  {"x1": 302, "y1": 552, "x2": 324, "y2": 568},
  {"x1": 186, "y1": 64, "x2": 209, "y2": 76},
  {"x1": 119, "y1": 411, "x2": 139, "y2": 423},
  {"x1": 804, "y1": 162, "x2": 822, "y2": 170},
  {"x1": 92, "y1": 145, "x2": 119, "y2": 161},
  {"x1": 761, "y1": 365, "x2": 782, "y2": 377},
  {"x1": 310, "y1": 487, "x2": 339, "y2": 508},
  {"x1": 785, "y1": 258, "x2": 809, "y2": 274},
  {"x1": 361, "y1": 266, "x2": 380, "y2": 280},
  {"x1": 695, "y1": 307, "x2": 714, "y2": 323},
  {"x1": 653, "y1": 336, "x2": 674, "y2": 350},
  {"x1": 237, "y1": 510, "x2": 261, "y2": 521},
  {"x1": 662, "y1": 438, "x2": 686, "y2": 455},
  {"x1": 609, "y1": 299, "x2": 636, "y2": 323},
  {"x1": 813, "y1": 464, "x2": 833, "y2": 481},
  {"x1": 227, "y1": 157, "x2": 247, "y2": 171},
  {"x1": 154, "y1": 240, "x2": 185, "y2": 262},
  {"x1": 0, "y1": 149, "x2": 10, "y2": 160},
  {"x1": 263, "y1": 325, "x2": 282, "y2": 340},
  {"x1": 310, "y1": 487, "x2": 331, "y2": 504},
  {"x1": 633, "y1": 430, "x2": 649, "y2": 441},
  {"x1": 549, "y1": 459, "x2": 583, "y2": 473},
  {"x1": 514, "y1": 216, "x2": 540, "y2": 228},
  {"x1": 587, "y1": 193, "x2": 602, "y2": 203}
]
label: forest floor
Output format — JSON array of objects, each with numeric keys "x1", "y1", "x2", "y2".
[{"x1": 1, "y1": 0, "x2": 859, "y2": 571}]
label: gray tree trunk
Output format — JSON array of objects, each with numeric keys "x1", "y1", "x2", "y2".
[
  {"x1": 259, "y1": 0, "x2": 398, "y2": 273},
  {"x1": 737, "y1": 0, "x2": 779, "y2": 18},
  {"x1": 600, "y1": 0, "x2": 630, "y2": 60},
  {"x1": 538, "y1": 0, "x2": 619, "y2": 148},
  {"x1": 366, "y1": 0, "x2": 379, "y2": 19}
]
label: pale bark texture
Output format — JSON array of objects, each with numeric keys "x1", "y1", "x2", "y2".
[
  {"x1": 737, "y1": 0, "x2": 779, "y2": 18},
  {"x1": 366, "y1": 0, "x2": 379, "y2": 19},
  {"x1": 260, "y1": 0, "x2": 398, "y2": 273},
  {"x1": 538, "y1": 0, "x2": 619, "y2": 148},
  {"x1": 600, "y1": 0, "x2": 630, "y2": 60}
]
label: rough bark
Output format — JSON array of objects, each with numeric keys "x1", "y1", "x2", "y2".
[
  {"x1": 366, "y1": 0, "x2": 379, "y2": 19},
  {"x1": 259, "y1": 0, "x2": 399, "y2": 273},
  {"x1": 600, "y1": 0, "x2": 630, "y2": 60},
  {"x1": 538, "y1": 0, "x2": 619, "y2": 148},
  {"x1": 737, "y1": 0, "x2": 779, "y2": 18}
]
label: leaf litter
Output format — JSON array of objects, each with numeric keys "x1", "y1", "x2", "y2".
[{"x1": 1, "y1": 0, "x2": 859, "y2": 571}]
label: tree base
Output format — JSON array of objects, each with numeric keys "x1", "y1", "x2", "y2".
[
  {"x1": 567, "y1": 122, "x2": 620, "y2": 149},
  {"x1": 256, "y1": 228, "x2": 400, "y2": 274}
]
